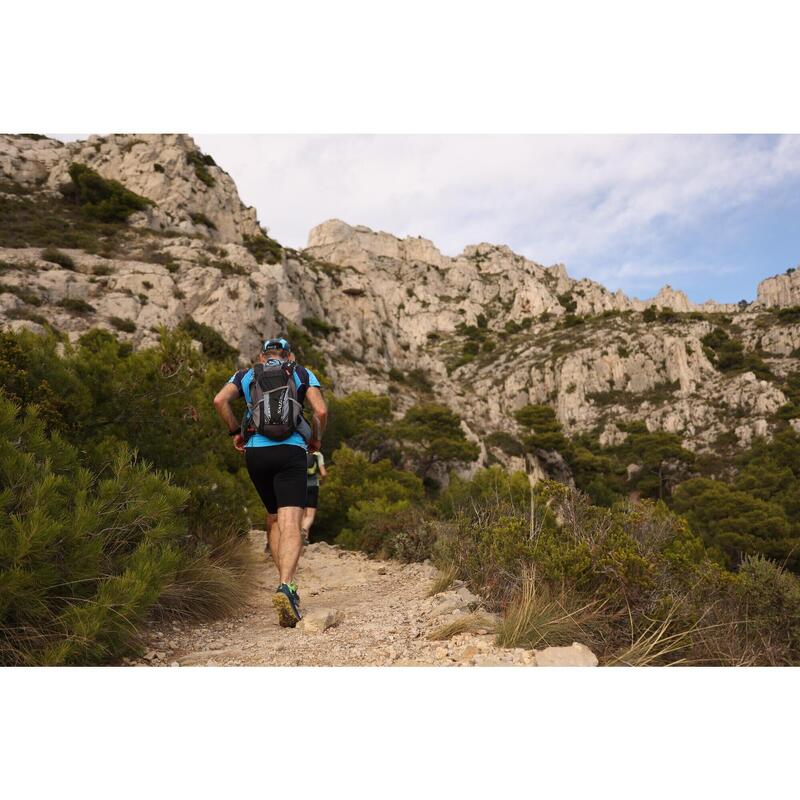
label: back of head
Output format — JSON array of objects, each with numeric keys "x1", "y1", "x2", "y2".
[{"x1": 260, "y1": 336, "x2": 293, "y2": 364}]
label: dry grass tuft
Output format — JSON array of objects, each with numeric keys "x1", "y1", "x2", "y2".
[
  {"x1": 495, "y1": 572, "x2": 604, "y2": 650},
  {"x1": 606, "y1": 602, "x2": 717, "y2": 666},
  {"x1": 428, "y1": 612, "x2": 498, "y2": 640},
  {"x1": 154, "y1": 534, "x2": 259, "y2": 621},
  {"x1": 427, "y1": 566, "x2": 458, "y2": 597}
]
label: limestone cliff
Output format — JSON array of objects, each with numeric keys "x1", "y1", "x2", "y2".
[{"x1": 2, "y1": 133, "x2": 799, "y2": 475}]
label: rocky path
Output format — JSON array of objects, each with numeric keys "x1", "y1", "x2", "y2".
[{"x1": 132, "y1": 533, "x2": 595, "y2": 667}]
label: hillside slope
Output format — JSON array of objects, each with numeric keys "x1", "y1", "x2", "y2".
[{"x1": 2, "y1": 133, "x2": 800, "y2": 476}]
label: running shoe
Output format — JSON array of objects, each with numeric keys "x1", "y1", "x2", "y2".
[{"x1": 272, "y1": 583, "x2": 302, "y2": 627}]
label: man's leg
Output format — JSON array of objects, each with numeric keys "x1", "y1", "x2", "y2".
[
  {"x1": 266, "y1": 512, "x2": 280, "y2": 565},
  {"x1": 301, "y1": 507, "x2": 317, "y2": 542},
  {"x1": 276, "y1": 506, "x2": 304, "y2": 585}
]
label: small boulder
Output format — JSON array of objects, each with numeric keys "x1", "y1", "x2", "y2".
[
  {"x1": 297, "y1": 608, "x2": 342, "y2": 633},
  {"x1": 534, "y1": 642, "x2": 598, "y2": 667}
]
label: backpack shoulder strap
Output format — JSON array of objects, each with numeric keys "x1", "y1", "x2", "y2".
[{"x1": 294, "y1": 365, "x2": 310, "y2": 405}]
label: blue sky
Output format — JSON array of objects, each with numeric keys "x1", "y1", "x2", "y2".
[
  {"x1": 56, "y1": 134, "x2": 800, "y2": 303},
  {"x1": 192, "y1": 134, "x2": 799, "y2": 304}
]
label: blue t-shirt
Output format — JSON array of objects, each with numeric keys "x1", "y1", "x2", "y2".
[{"x1": 228, "y1": 362, "x2": 321, "y2": 450}]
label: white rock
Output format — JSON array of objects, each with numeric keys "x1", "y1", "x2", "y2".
[
  {"x1": 534, "y1": 642, "x2": 599, "y2": 667},
  {"x1": 297, "y1": 608, "x2": 343, "y2": 633}
]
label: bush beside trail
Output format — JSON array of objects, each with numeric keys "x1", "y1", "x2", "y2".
[
  {"x1": 332, "y1": 466, "x2": 800, "y2": 666},
  {"x1": 0, "y1": 328, "x2": 258, "y2": 665}
]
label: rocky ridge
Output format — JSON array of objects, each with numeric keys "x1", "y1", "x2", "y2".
[{"x1": 2, "y1": 133, "x2": 800, "y2": 470}]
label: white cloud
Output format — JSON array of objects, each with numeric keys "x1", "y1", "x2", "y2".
[
  {"x1": 51, "y1": 133, "x2": 800, "y2": 299},
  {"x1": 195, "y1": 134, "x2": 800, "y2": 298}
]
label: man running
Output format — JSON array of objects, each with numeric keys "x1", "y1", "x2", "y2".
[
  {"x1": 213, "y1": 337, "x2": 327, "y2": 628},
  {"x1": 302, "y1": 450, "x2": 327, "y2": 545}
]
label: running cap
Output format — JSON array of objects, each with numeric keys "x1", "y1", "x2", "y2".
[{"x1": 262, "y1": 337, "x2": 291, "y2": 353}]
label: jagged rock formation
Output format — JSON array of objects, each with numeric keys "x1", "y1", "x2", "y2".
[
  {"x1": 0, "y1": 133, "x2": 262, "y2": 243},
  {"x1": 758, "y1": 268, "x2": 800, "y2": 308},
  {"x1": 2, "y1": 133, "x2": 800, "y2": 474}
]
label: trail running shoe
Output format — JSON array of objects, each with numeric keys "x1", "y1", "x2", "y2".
[{"x1": 272, "y1": 583, "x2": 302, "y2": 628}]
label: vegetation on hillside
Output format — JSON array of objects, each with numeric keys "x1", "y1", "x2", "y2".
[
  {"x1": 0, "y1": 327, "x2": 259, "y2": 664},
  {"x1": 62, "y1": 163, "x2": 155, "y2": 223}
]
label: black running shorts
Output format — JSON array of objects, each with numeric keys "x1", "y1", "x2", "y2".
[
  {"x1": 305, "y1": 485, "x2": 319, "y2": 509},
  {"x1": 245, "y1": 445, "x2": 308, "y2": 514}
]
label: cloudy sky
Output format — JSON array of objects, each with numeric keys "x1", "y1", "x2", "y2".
[
  {"x1": 191, "y1": 135, "x2": 800, "y2": 304},
  {"x1": 58, "y1": 135, "x2": 800, "y2": 303}
]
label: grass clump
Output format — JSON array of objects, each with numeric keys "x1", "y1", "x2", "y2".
[
  {"x1": 58, "y1": 297, "x2": 95, "y2": 315},
  {"x1": 427, "y1": 566, "x2": 458, "y2": 597},
  {"x1": 110, "y1": 316, "x2": 137, "y2": 333},
  {"x1": 495, "y1": 573, "x2": 603, "y2": 650},
  {"x1": 243, "y1": 234, "x2": 283, "y2": 264},
  {"x1": 5, "y1": 308, "x2": 48, "y2": 325},
  {"x1": 0, "y1": 283, "x2": 42, "y2": 306},
  {"x1": 41, "y1": 247, "x2": 75, "y2": 269}
]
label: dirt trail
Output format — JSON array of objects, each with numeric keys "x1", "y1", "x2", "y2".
[{"x1": 133, "y1": 533, "x2": 539, "y2": 667}]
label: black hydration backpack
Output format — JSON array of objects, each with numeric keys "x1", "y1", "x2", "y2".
[{"x1": 242, "y1": 360, "x2": 312, "y2": 442}]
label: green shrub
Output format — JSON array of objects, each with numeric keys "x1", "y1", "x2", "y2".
[
  {"x1": 0, "y1": 191, "x2": 126, "y2": 255},
  {"x1": 243, "y1": 234, "x2": 283, "y2": 264},
  {"x1": 286, "y1": 322, "x2": 328, "y2": 382},
  {"x1": 177, "y1": 317, "x2": 237, "y2": 362},
  {"x1": 324, "y1": 392, "x2": 393, "y2": 458},
  {"x1": 5, "y1": 308, "x2": 49, "y2": 326},
  {"x1": 41, "y1": 247, "x2": 75, "y2": 269},
  {"x1": 186, "y1": 150, "x2": 216, "y2": 187},
  {"x1": 485, "y1": 431, "x2": 525, "y2": 456},
  {"x1": 58, "y1": 297, "x2": 95, "y2": 315},
  {"x1": 394, "y1": 403, "x2": 480, "y2": 478},
  {"x1": 777, "y1": 306, "x2": 800, "y2": 324},
  {"x1": 302, "y1": 316, "x2": 338, "y2": 338},
  {"x1": 514, "y1": 404, "x2": 567, "y2": 451},
  {"x1": 0, "y1": 283, "x2": 41, "y2": 305},
  {"x1": 562, "y1": 313, "x2": 584, "y2": 328},
  {"x1": 671, "y1": 478, "x2": 796, "y2": 569},
  {"x1": 153, "y1": 163, "x2": 165, "y2": 173},
  {"x1": 702, "y1": 327, "x2": 772, "y2": 379},
  {"x1": 504, "y1": 317, "x2": 532, "y2": 334},
  {"x1": 557, "y1": 292, "x2": 577, "y2": 313},
  {"x1": 0, "y1": 397, "x2": 190, "y2": 665},
  {"x1": 189, "y1": 212, "x2": 216, "y2": 230},
  {"x1": 320, "y1": 445, "x2": 424, "y2": 542},
  {"x1": 430, "y1": 475, "x2": 798, "y2": 663},
  {"x1": 110, "y1": 316, "x2": 136, "y2": 333},
  {"x1": 63, "y1": 163, "x2": 154, "y2": 223}
]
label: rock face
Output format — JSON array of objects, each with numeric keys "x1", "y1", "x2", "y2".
[
  {"x1": 757, "y1": 268, "x2": 800, "y2": 308},
  {"x1": 0, "y1": 133, "x2": 262, "y2": 243},
  {"x1": 2, "y1": 133, "x2": 799, "y2": 476}
]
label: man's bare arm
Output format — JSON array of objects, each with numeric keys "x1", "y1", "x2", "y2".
[
  {"x1": 305, "y1": 386, "x2": 328, "y2": 449},
  {"x1": 213, "y1": 383, "x2": 241, "y2": 432}
]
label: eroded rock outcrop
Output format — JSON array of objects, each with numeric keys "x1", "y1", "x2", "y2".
[
  {"x1": 2, "y1": 135, "x2": 799, "y2": 473},
  {"x1": 0, "y1": 133, "x2": 262, "y2": 243}
]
